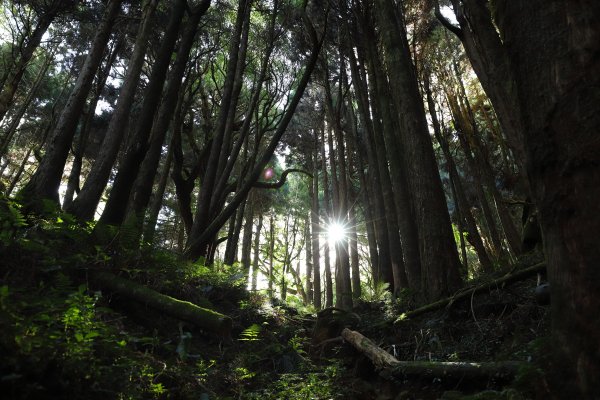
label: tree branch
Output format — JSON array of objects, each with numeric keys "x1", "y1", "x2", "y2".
[
  {"x1": 434, "y1": 2, "x2": 463, "y2": 39},
  {"x1": 252, "y1": 168, "x2": 312, "y2": 189}
]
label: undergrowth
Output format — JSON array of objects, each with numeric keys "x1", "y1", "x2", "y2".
[{"x1": 0, "y1": 197, "x2": 350, "y2": 399}]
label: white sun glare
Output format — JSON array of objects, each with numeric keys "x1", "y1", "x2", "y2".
[{"x1": 326, "y1": 221, "x2": 347, "y2": 244}]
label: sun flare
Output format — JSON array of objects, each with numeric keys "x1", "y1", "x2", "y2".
[{"x1": 326, "y1": 221, "x2": 347, "y2": 244}]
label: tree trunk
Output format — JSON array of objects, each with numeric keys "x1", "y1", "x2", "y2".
[
  {"x1": 183, "y1": 4, "x2": 324, "y2": 260},
  {"x1": 98, "y1": 0, "x2": 188, "y2": 226},
  {"x1": 0, "y1": 50, "x2": 53, "y2": 158},
  {"x1": 374, "y1": 0, "x2": 462, "y2": 300},
  {"x1": 240, "y1": 198, "x2": 255, "y2": 282},
  {"x1": 20, "y1": 0, "x2": 122, "y2": 210},
  {"x1": 123, "y1": 5, "x2": 209, "y2": 238},
  {"x1": 356, "y1": 14, "x2": 418, "y2": 291},
  {"x1": 304, "y1": 216, "x2": 313, "y2": 303},
  {"x1": 67, "y1": 0, "x2": 160, "y2": 220},
  {"x1": 441, "y1": 0, "x2": 526, "y2": 174},
  {"x1": 424, "y1": 74, "x2": 493, "y2": 273},
  {"x1": 341, "y1": 328, "x2": 521, "y2": 380},
  {"x1": 142, "y1": 135, "x2": 175, "y2": 245},
  {"x1": 63, "y1": 36, "x2": 125, "y2": 209},
  {"x1": 90, "y1": 270, "x2": 232, "y2": 337},
  {"x1": 310, "y1": 133, "x2": 321, "y2": 309},
  {"x1": 0, "y1": 6, "x2": 61, "y2": 123},
  {"x1": 267, "y1": 214, "x2": 275, "y2": 297},
  {"x1": 251, "y1": 212, "x2": 263, "y2": 291},
  {"x1": 493, "y1": 1, "x2": 600, "y2": 396},
  {"x1": 224, "y1": 198, "x2": 247, "y2": 266},
  {"x1": 452, "y1": 62, "x2": 521, "y2": 258},
  {"x1": 189, "y1": 0, "x2": 251, "y2": 251},
  {"x1": 321, "y1": 127, "x2": 334, "y2": 308}
]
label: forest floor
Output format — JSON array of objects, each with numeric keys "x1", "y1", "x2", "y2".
[{"x1": 0, "y1": 212, "x2": 550, "y2": 399}]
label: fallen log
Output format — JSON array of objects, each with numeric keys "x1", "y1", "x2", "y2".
[
  {"x1": 395, "y1": 262, "x2": 546, "y2": 323},
  {"x1": 89, "y1": 270, "x2": 232, "y2": 337},
  {"x1": 341, "y1": 328, "x2": 523, "y2": 380}
]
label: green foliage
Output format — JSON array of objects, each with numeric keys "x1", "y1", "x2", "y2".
[
  {"x1": 245, "y1": 361, "x2": 345, "y2": 399},
  {"x1": 62, "y1": 284, "x2": 102, "y2": 358},
  {"x1": 360, "y1": 280, "x2": 392, "y2": 303},
  {"x1": 240, "y1": 323, "x2": 263, "y2": 341},
  {"x1": 0, "y1": 197, "x2": 27, "y2": 246}
]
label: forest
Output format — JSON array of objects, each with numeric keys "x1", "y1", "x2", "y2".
[{"x1": 0, "y1": 0, "x2": 598, "y2": 398}]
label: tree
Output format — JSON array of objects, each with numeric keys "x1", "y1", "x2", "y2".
[
  {"x1": 66, "y1": 0, "x2": 160, "y2": 220},
  {"x1": 19, "y1": 0, "x2": 123, "y2": 210},
  {"x1": 491, "y1": 1, "x2": 600, "y2": 396},
  {"x1": 374, "y1": 0, "x2": 462, "y2": 300}
]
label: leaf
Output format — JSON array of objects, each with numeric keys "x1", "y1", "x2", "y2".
[{"x1": 239, "y1": 323, "x2": 262, "y2": 341}]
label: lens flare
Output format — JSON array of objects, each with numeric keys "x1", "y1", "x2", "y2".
[
  {"x1": 326, "y1": 221, "x2": 347, "y2": 244},
  {"x1": 263, "y1": 167, "x2": 274, "y2": 180}
]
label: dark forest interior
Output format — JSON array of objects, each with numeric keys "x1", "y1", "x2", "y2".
[{"x1": 1, "y1": 0, "x2": 598, "y2": 398}]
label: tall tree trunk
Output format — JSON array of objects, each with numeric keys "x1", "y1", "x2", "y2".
[
  {"x1": 183, "y1": 11, "x2": 325, "y2": 259},
  {"x1": 6, "y1": 148, "x2": 33, "y2": 197},
  {"x1": 448, "y1": 94, "x2": 504, "y2": 260},
  {"x1": 20, "y1": 0, "x2": 122, "y2": 210},
  {"x1": 189, "y1": 0, "x2": 251, "y2": 251},
  {"x1": 321, "y1": 126, "x2": 333, "y2": 308},
  {"x1": 63, "y1": 36, "x2": 125, "y2": 209},
  {"x1": 354, "y1": 12, "x2": 420, "y2": 291},
  {"x1": 251, "y1": 212, "x2": 263, "y2": 291},
  {"x1": 0, "y1": 3, "x2": 65, "y2": 123},
  {"x1": 304, "y1": 216, "x2": 313, "y2": 304},
  {"x1": 267, "y1": 214, "x2": 275, "y2": 297},
  {"x1": 452, "y1": 61, "x2": 521, "y2": 257},
  {"x1": 240, "y1": 198, "x2": 255, "y2": 283},
  {"x1": 0, "y1": 49, "x2": 53, "y2": 158},
  {"x1": 348, "y1": 202, "x2": 361, "y2": 299},
  {"x1": 324, "y1": 62, "x2": 352, "y2": 309},
  {"x1": 310, "y1": 132, "x2": 321, "y2": 309},
  {"x1": 438, "y1": 0, "x2": 526, "y2": 174},
  {"x1": 142, "y1": 134, "x2": 175, "y2": 245},
  {"x1": 123, "y1": 4, "x2": 209, "y2": 237},
  {"x1": 424, "y1": 74, "x2": 493, "y2": 273},
  {"x1": 224, "y1": 199, "x2": 247, "y2": 265},
  {"x1": 99, "y1": 0, "x2": 189, "y2": 226},
  {"x1": 494, "y1": 2, "x2": 600, "y2": 395},
  {"x1": 374, "y1": 0, "x2": 462, "y2": 300},
  {"x1": 67, "y1": 0, "x2": 160, "y2": 220}
]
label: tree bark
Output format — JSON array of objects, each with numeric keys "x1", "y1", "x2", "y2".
[
  {"x1": 240, "y1": 197, "x2": 255, "y2": 281},
  {"x1": 183, "y1": 10, "x2": 325, "y2": 260},
  {"x1": 63, "y1": 36, "x2": 125, "y2": 209},
  {"x1": 251, "y1": 212, "x2": 263, "y2": 291},
  {"x1": 394, "y1": 262, "x2": 546, "y2": 323},
  {"x1": 0, "y1": 49, "x2": 53, "y2": 158},
  {"x1": 304, "y1": 215, "x2": 313, "y2": 303},
  {"x1": 67, "y1": 0, "x2": 160, "y2": 220},
  {"x1": 0, "y1": 3, "x2": 65, "y2": 123},
  {"x1": 99, "y1": 0, "x2": 188, "y2": 226},
  {"x1": 342, "y1": 328, "x2": 521, "y2": 380},
  {"x1": 20, "y1": 0, "x2": 123, "y2": 210},
  {"x1": 356, "y1": 12, "x2": 418, "y2": 291},
  {"x1": 424, "y1": 74, "x2": 493, "y2": 273},
  {"x1": 493, "y1": 1, "x2": 600, "y2": 395},
  {"x1": 310, "y1": 133, "x2": 321, "y2": 309},
  {"x1": 123, "y1": 4, "x2": 209, "y2": 236},
  {"x1": 374, "y1": 0, "x2": 462, "y2": 300},
  {"x1": 90, "y1": 270, "x2": 232, "y2": 337}
]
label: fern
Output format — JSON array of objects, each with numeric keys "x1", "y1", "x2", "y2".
[{"x1": 239, "y1": 323, "x2": 262, "y2": 341}]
